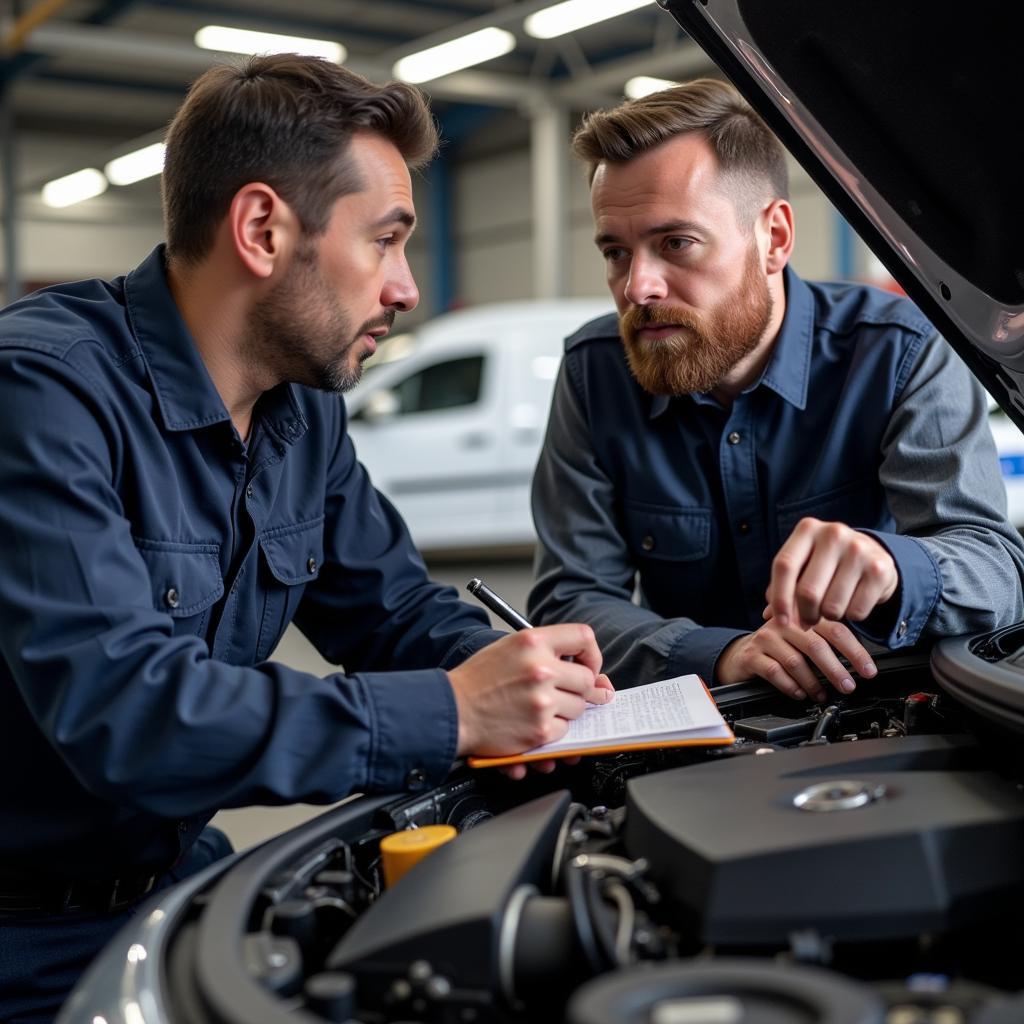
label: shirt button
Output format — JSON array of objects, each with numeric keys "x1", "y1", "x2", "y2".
[
  {"x1": 307, "y1": 557, "x2": 318, "y2": 575},
  {"x1": 246, "y1": 484, "x2": 253, "y2": 499},
  {"x1": 738, "y1": 522, "x2": 750, "y2": 534},
  {"x1": 164, "y1": 587, "x2": 180, "y2": 609},
  {"x1": 727, "y1": 431, "x2": 742, "y2": 445},
  {"x1": 405, "y1": 767, "x2": 427, "y2": 790},
  {"x1": 641, "y1": 535, "x2": 655, "y2": 552},
  {"x1": 897, "y1": 619, "x2": 908, "y2": 640}
]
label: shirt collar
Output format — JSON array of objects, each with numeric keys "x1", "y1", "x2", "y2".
[
  {"x1": 649, "y1": 265, "x2": 813, "y2": 418},
  {"x1": 124, "y1": 245, "x2": 306, "y2": 442},
  {"x1": 755, "y1": 265, "x2": 812, "y2": 411}
]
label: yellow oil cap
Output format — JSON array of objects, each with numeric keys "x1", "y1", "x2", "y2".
[{"x1": 380, "y1": 824, "x2": 458, "y2": 887}]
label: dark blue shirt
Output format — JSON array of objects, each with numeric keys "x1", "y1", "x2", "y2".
[
  {"x1": 529, "y1": 268, "x2": 1024, "y2": 687},
  {"x1": 0, "y1": 246, "x2": 502, "y2": 879}
]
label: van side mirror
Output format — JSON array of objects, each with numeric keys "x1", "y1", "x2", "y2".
[{"x1": 360, "y1": 389, "x2": 399, "y2": 424}]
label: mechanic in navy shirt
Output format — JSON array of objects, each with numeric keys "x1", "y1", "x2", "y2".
[
  {"x1": 0, "y1": 55, "x2": 609, "y2": 1021},
  {"x1": 529, "y1": 78, "x2": 1024, "y2": 700}
]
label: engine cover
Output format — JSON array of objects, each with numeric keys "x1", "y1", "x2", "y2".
[{"x1": 624, "y1": 735, "x2": 1024, "y2": 945}]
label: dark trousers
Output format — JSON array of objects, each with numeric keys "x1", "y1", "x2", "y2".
[{"x1": 0, "y1": 826, "x2": 234, "y2": 1024}]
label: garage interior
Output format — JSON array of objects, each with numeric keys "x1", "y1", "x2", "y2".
[{"x1": 2, "y1": 0, "x2": 916, "y2": 849}]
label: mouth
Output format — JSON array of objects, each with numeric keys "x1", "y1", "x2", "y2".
[
  {"x1": 361, "y1": 326, "x2": 390, "y2": 355},
  {"x1": 636, "y1": 324, "x2": 685, "y2": 342}
]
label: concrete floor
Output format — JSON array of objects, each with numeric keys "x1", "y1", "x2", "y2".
[{"x1": 211, "y1": 554, "x2": 535, "y2": 851}]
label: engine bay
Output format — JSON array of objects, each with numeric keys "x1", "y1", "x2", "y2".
[{"x1": 159, "y1": 646, "x2": 1024, "y2": 1024}]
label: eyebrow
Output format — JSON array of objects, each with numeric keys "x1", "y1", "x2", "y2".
[
  {"x1": 371, "y1": 207, "x2": 417, "y2": 231},
  {"x1": 594, "y1": 220, "x2": 706, "y2": 246}
]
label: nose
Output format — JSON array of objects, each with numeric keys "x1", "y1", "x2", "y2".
[
  {"x1": 622, "y1": 253, "x2": 668, "y2": 307},
  {"x1": 382, "y1": 256, "x2": 419, "y2": 313}
]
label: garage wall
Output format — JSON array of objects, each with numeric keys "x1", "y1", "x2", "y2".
[{"x1": 452, "y1": 146, "x2": 849, "y2": 309}]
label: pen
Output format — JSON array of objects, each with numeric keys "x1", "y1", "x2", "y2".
[{"x1": 466, "y1": 577, "x2": 533, "y2": 631}]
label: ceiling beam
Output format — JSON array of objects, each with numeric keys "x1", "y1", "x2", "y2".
[
  {"x1": 551, "y1": 38, "x2": 715, "y2": 106},
  {"x1": 20, "y1": 22, "x2": 547, "y2": 107},
  {"x1": 15, "y1": 5, "x2": 707, "y2": 114}
]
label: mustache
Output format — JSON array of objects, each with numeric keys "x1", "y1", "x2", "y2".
[
  {"x1": 356, "y1": 310, "x2": 396, "y2": 337},
  {"x1": 620, "y1": 304, "x2": 699, "y2": 336}
]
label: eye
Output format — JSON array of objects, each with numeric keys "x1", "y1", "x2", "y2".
[
  {"x1": 376, "y1": 235, "x2": 397, "y2": 251},
  {"x1": 664, "y1": 236, "x2": 693, "y2": 253},
  {"x1": 602, "y1": 246, "x2": 628, "y2": 263}
]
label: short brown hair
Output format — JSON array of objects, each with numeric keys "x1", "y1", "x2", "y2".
[
  {"x1": 162, "y1": 54, "x2": 439, "y2": 265},
  {"x1": 572, "y1": 77, "x2": 788, "y2": 223}
]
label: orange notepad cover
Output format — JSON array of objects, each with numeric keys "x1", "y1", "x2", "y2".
[{"x1": 468, "y1": 673, "x2": 735, "y2": 768}]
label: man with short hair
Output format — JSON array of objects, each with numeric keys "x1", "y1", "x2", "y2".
[
  {"x1": 528, "y1": 77, "x2": 1024, "y2": 699},
  {"x1": 0, "y1": 55, "x2": 609, "y2": 1021}
]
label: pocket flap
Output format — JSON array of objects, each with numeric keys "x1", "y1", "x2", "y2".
[
  {"x1": 776, "y1": 476, "x2": 876, "y2": 539},
  {"x1": 260, "y1": 518, "x2": 325, "y2": 585},
  {"x1": 133, "y1": 539, "x2": 224, "y2": 617},
  {"x1": 622, "y1": 502, "x2": 711, "y2": 562}
]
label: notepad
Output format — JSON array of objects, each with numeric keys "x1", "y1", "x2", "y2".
[{"x1": 467, "y1": 673, "x2": 734, "y2": 768}]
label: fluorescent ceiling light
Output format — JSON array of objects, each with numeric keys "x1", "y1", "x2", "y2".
[
  {"x1": 524, "y1": 0, "x2": 652, "y2": 40},
  {"x1": 625, "y1": 75, "x2": 679, "y2": 99},
  {"x1": 105, "y1": 143, "x2": 166, "y2": 186},
  {"x1": 194, "y1": 25, "x2": 346, "y2": 63},
  {"x1": 393, "y1": 27, "x2": 515, "y2": 84},
  {"x1": 41, "y1": 168, "x2": 107, "y2": 208}
]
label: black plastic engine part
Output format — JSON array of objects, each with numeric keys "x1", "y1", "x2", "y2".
[
  {"x1": 510, "y1": 894, "x2": 582, "y2": 1003},
  {"x1": 302, "y1": 971, "x2": 358, "y2": 1022},
  {"x1": 733, "y1": 713, "x2": 819, "y2": 743},
  {"x1": 326, "y1": 789, "x2": 572, "y2": 1002},
  {"x1": 624, "y1": 735, "x2": 1024, "y2": 945},
  {"x1": 566, "y1": 959, "x2": 885, "y2": 1024}
]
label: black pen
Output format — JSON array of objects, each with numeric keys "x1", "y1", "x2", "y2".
[{"x1": 466, "y1": 578, "x2": 533, "y2": 631}]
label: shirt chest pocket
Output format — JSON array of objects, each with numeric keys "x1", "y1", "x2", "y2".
[
  {"x1": 256, "y1": 517, "x2": 325, "y2": 661},
  {"x1": 775, "y1": 476, "x2": 888, "y2": 548},
  {"x1": 133, "y1": 539, "x2": 224, "y2": 640},
  {"x1": 623, "y1": 502, "x2": 712, "y2": 562},
  {"x1": 622, "y1": 501, "x2": 713, "y2": 615}
]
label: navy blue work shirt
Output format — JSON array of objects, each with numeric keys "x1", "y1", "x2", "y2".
[
  {"x1": 529, "y1": 267, "x2": 1024, "y2": 687},
  {"x1": 0, "y1": 246, "x2": 503, "y2": 879}
]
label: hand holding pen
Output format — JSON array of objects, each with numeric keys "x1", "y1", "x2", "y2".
[{"x1": 458, "y1": 578, "x2": 615, "y2": 777}]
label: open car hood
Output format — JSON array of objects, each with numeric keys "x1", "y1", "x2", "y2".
[{"x1": 661, "y1": 0, "x2": 1024, "y2": 432}]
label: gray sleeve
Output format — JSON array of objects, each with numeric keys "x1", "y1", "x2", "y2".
[
  {"x1": 868, "y1": 331, "x2": 1024, "y2": 642},
  {"x1": 527, "y1": 362, "x2": 745, "y2": 688}
]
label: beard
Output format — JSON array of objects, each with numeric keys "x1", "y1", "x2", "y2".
[
  {"x1": 247, "y1": 240, "x2": 393, "y2": 395},
  {"x1": 618, "y1": 244, "x2": 773, "y2": 396}
]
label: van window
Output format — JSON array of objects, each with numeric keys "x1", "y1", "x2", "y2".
[{"x1": 392, "y1": 355, "x2": 484, "y2": 414}]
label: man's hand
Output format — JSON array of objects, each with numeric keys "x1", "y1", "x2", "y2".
[
  {"x1": 447, "y1": 625, "x2": 611, "y2": 767},
  {"x1": 767, "y1": 518, "x2": 898, "y2": 629},
  {"x1": 716, "y1": 616, "x2": 877, "y2": 700},
  {"x1": 500, "y1": 674, "x2": 616, "y2": 781}
]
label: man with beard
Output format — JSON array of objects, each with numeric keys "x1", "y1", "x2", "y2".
[
  {"x1": 0, "y1": 55, "x2": 610, "y2": 1022},
  {"x1": 528, "y1": 78, "x2": 1024, "y2": 699}
]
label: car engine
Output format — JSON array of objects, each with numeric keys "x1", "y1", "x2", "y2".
[{"x1": 155, "y1": 644, "x2": 1024, "y2": 1024}]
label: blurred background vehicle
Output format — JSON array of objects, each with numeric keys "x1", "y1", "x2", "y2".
[
  {"x1": 989, "y1": 398, "x2": 1024, "y2": 527},
  {"x1": 345, "y1": 298, "x2": 613, "y2": 553},
  {"x1": 345, "y1": 307, "x2": 1024, "y2": 553}
]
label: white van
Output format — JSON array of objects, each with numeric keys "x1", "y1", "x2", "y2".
[{"x1": 344, "y1": 299, "x2": 613, "y2": 553}]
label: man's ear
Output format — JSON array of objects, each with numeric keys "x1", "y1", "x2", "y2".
[
  {"x1": 761, "y1": 198, "x2": 794, "y2": 275},
  {"x1": 227, "y1": 183, "x2": 299, "y2": 280}
]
